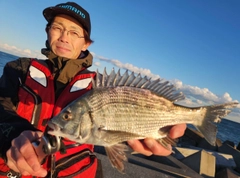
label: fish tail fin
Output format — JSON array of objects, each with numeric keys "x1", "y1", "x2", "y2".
[{"x1": 193, "y1": 102, "x2": 238, "y2": 146}]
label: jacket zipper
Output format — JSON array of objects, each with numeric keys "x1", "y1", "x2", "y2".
[
  {"x1": 49, "y1": 154, "x2": 56, "y2": 178},
  {"x1": 18, "y1": 78, "x2": 41, "y2": 126}
]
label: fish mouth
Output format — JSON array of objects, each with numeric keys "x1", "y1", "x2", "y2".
[
  {"x1": 47, "y1": 121, "x2": 80, "y2": 142},
  {"x1": 47, "y1": 121, "x2": 61, "y2": 133}
]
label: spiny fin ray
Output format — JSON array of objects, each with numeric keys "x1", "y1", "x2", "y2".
[{"x1": 93, "y1": 67, "x2": 185, "y2": 102}]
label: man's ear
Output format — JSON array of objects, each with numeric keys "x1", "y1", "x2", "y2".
[
  {"x1": 45, "y1": 26, "x2": 49, "y2": 33},
  {"x1": 45, "y1": 40, "x2": 51, "y2": 49},
  {"x1": 82, "y1": 42, "x2": 91, "y2": 51}
]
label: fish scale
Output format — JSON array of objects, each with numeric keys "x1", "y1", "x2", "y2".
[
  {"x1": 48, "y1": 67, "x2": 238, "y2": 173},
  {"x1": 88, "y1": 87, "x2": 196, "y2": 136}
]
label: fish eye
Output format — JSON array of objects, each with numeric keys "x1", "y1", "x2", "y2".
[{"x1": 62, "y1": 110, "x2": 72, "y2": 121}]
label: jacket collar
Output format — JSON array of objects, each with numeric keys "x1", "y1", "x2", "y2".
[{"x1": 41, "y1": 48, "x2": 93, "y2": 84}]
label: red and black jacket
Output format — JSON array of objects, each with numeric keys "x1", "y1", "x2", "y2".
[{"x1": 0, "y1": 58, "x2": 99, "y2": 178}]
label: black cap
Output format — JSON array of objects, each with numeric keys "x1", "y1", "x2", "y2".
[{"x1": 43, "y1": 2, "x2": 91, "y2": 36}]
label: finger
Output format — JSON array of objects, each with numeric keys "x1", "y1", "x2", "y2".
[
  {"x1": 11, "y1": 146, "x2": 47, "y2": 177},
  {"x1": 7, "y1": 163, "x2": 20, "y2": 174},
  {"x1": 168, "y1": 124, "x2": 187, "y2": 139},
  {"x1": 127, "y1": 139, "x2": 153, "y2": 156},
  {"x1": 17, "y1": 137, "x2": 47, "y2": 176},
  {"x1": 8, "y1": 131, "x2": 47, "y2": 177},
  {"x1": 7, "y1": 147, "x2": 32, "y2": 175},
  {"x1": 20, "y1": 143, "x2": 42, "y2": 172},
  {"x1": 22, "y1": 131, "x2": 46, "y2": 164},
  {"x1": 143, "y1": 138, "x2": 172, "y2": 156},
  {"x1": 6, "y1": 150, "x2": 21, "y2": 173},
  {"x1": 24, "y1": 131, "x2": 43, "y2": 142}
]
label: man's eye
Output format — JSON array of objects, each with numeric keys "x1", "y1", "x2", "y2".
[
  {"x1": 52, "y1": 26, "x2": 62, "y2": 31},
  {"x1": 70, "y1": 31, "x2": 80, "y2": 37}
]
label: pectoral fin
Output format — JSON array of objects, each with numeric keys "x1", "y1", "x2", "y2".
[{"x1": 105, "y1": 144, "x2": 128, "y2": 173}]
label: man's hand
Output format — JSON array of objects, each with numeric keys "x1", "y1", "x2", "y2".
[
  {"x1": 6, "y1": 130, "x2": 47, "y2": 177},
  {"x1": 127, "y1": 124, "x2": 187, "y2": 156}
]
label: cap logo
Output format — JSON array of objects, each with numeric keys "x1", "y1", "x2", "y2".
[{"x1": 57, "y1": 5, "x2": 86, "y2": 19}]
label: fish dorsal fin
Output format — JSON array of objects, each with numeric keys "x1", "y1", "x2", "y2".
[{"x1": 93, "y1": 68, "x2": 185, "y2": 102}]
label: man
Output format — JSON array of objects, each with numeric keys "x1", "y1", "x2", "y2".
[{"x1": 0, "y1": 2, "x2": 186, "y2": 177}]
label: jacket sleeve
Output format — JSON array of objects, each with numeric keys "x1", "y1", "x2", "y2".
[{"x1": 0, "y1": 58, "x2": 39, "y2": 160}]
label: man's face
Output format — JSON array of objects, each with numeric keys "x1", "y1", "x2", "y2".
[{"x1": 47, "y1": 14, "x2": 90, "y2": 59}]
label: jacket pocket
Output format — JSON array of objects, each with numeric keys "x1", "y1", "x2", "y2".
[{"x1": 50, "y1": 149, "x2": 97, "y2": 178}]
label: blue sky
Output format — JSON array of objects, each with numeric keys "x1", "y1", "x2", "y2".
[{"x1": 0, "y1": 0, "x2": 239, "y2": 122}]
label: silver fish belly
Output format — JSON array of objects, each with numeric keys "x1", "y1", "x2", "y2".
[{"x1": 48, "y1": 68, "x2": 238, "y2": 173}]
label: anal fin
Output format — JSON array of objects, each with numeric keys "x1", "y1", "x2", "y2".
[
  {"x1": 105, "y1": 144, "x2": 128, "y2": 173},
  {"x1": 157, "y1": 136, "x2": 178, "y2": 153}
]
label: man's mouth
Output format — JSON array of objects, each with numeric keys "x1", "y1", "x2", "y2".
[{"x1": 56, "y1": 46, "x2": 71, "y2": 52}]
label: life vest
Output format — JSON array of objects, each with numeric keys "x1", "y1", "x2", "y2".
[{"x1": 0, "y1": 59, "x2": 98, "y2": 178}]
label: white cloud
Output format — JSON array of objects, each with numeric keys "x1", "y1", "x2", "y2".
[
  {"x1": 0, "y1": 43, "x2": 45, "y2": 59},
  {"x1": 92, "y1": 53, "x2": 160, "y2": 79},
  {"x1": 170, "y1": 79, "x2": 236, "y2": 105},
  {"x1": 92, "y1": 53, "x2": 237, "y2": 103},
  {"x1": 94, "y1": 61, "x2": 101, "y2": 67},
  {"x1": 23, "y1": 49, "x2": 31, "y2": 55}
]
